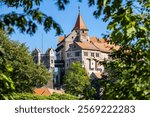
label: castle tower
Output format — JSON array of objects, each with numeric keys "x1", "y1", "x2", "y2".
[
  {"x1": 72, "y1": 11, "x2": 89, "y2": 42},
  {"x1": 45, "y1": 48, "x2": 55, "y2": 72},
  {"x1": 33, "y1": 48, "x2": 41, "y2": 65}
]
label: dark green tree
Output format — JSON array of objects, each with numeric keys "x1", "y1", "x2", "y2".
[
  {"x1": 0, "y1": 44, "x2": 15, "y2": 99},
  {"x1": 87, "y1": 0, "x2": 150, "y2": 99},
  {"x1": 63, "y1": 62, "x2": 95, "y2": 99},
  {"x1": 0, "y1": 30, "x2": 50, "y2": 93}
]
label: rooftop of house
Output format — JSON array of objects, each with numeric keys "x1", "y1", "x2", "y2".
[
  {"x1": 58, "y1": 36, "x2": 64, "y2": 43},
  {"x1": 76, "y1": 42, "x2": 99, "y2": 51},
  {"x1": 33, "y1": 88, "x2": 64, "y2": 96}
]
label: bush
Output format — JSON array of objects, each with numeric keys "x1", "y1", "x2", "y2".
[{"x1": 11, "y1": 93, "x2": 79, "y2": 100}]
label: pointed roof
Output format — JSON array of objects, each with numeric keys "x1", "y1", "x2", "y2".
[{"x1": 72, "y1": 13, "x2": 88, "y2": 31}]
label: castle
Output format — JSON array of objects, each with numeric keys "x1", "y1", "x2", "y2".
[
  {"x1": 55, "y1": 12, "x2": 119, "y2": 86},
  {"x1": 32, "y1": 12, "x2": 119, "y2": 88}
]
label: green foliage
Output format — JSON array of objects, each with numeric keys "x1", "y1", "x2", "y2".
[
  {"x1": 63, "y1": 62, "x2": 95, "y2": 99},
  {"x1": 0, "y1": 72, "x2": 15, "y2": 99},
  {"x1": 11, "y1": 93, "x2": 78, "y2": 100},
  {"x1": 89, "y1": 0, "x2": 150, "y2": 99},
  {"x1": 91, "y1": 78, "x2": 106, "y2": 100},
  {"x1": 0, "y1": 30, "x2": 50, "y2": 93},
  {"x1": 0, "y1": 40, "x2": 15, "y2": 99},
  {"x1": 1, "y1": 0, "x2": 149, "y2": 99},
  {"x1": 0, "y1": 0, "x2": 64, "y2": 35}
]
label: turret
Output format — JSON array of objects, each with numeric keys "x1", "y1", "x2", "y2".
[
  {"x1": 72, "y1": 12, "x2": 89, "y2": 42},
  {"x1": 33, "y1": 48, "x2": 41, "y2": 65}
]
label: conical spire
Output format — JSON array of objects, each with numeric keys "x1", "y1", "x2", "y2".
[{"x1": 72, "y1": 12, "x2": 88, "y2": 31}]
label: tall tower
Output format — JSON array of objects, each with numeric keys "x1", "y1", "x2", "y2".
[
  {"x1": 45, "y1": 48, "x2": 55, "y2": 72},
  {"x1": 32, "y1": 48, "x2": 41, "y2": 65},
  {"x1": 72, "y1": 9, "x2": 89, "y2": 42}
]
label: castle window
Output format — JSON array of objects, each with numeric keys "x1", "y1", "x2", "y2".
[
  {"x1": 75, "y1": 52, "x2": 80, "y2": 57},
  {"x1": 67, "y1": 53, "x2": 70, "y2": 57},
  {"x1": 96, "y1": 53, "x2": 99, "y2": 57},
  {"x1": 84, "y1": 52, "x2": 88, "y2": 56},
  {"x1": 82, "y1": 30, "x2": 84, "y2": 33},
  {"x1": 74, "y1": 45, "x2": 76, "y2": 48},
  {"x1": 51, "y1": 60, "x2": 53, "y2": 64},
  {"x1": 91, "y1": 52, "x2": 94, "y2": 57}
]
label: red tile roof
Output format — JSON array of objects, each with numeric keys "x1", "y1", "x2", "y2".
[
  {"x1": 58, "y1": 36, "x2": 64, "y2": 43},
  {"x1": 72, "y1": 14, "x2": 88, "y2": 30},
  {"x1": 92, "y1": 42, "x2": 120, "y2": 53},
  {"x1": 76, "y1": 42, "x2": 99, "y2": 51},
  {"x1": 33, "y1": 88, "x2": 64, "y2": 96},
  {"x1": 98, "y1": 39, "x2": 106, "y2": 43},
  {"x1": 90, "y1": 37, "x2": 98, "y2": 43}
]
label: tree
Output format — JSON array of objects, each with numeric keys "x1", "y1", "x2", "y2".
[
  {"x1": 87, "y1": 0, "x2": 150, "y2": 99},
  {"x1": 1, "y1": 0, "x2": 149, "y2": 99},
  {"x1": 0, "y1": 0, "x2": 71, "y2": 35},
  {"x1": 0, "y1": 30, "x2": 50, "y2": 93},
  {"x1": 0, "y1": 45, "x2": 15, "y2": 99},
  {"x1": 63, "y1": 62, "x2": 95, "y2": 99}
]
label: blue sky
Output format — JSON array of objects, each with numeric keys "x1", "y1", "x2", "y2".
[{"x1": 1, "y1": 1, "x2": 108, "y2": 53}]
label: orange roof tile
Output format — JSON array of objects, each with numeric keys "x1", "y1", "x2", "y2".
[
  {"x1": 33, "y1": 88, "x2": 64, "y2": 96},
  {"x1": 93, "y1": 42, "x2": 120, "y2": 53},
  {"x1": 90, "y1": 37, "x2": 98, "y2": 43},
  {"x1": 98, "y1": 39, "x2": 106, "y2": 43},
  {"x1": 34, "y1": 88, "x2": 52, "y2": 96},
  {"x1": 72, "y1": 14, "x2": 88, "y2": 30},
  {"x1": 58, "y1": 36, "x2": 64, "y2": 42},
  {"x1": 76, "y1": 42, "x2": 99, "y2": 51}
]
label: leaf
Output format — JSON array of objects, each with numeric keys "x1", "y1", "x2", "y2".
[{"x1": 5, "y1": 64, "x2": 13, "y2": 72}]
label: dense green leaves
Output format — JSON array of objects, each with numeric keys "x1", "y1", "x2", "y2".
[
  {"x1": 11, "y1": 93, "x2": 78, "y2": 100},
  {"x1": 0, "y1": 35, "x2": 15, "y2": 99},
  {"x1": 63, "y1": 62, "x2": 95, "y2": 99},
  {"x1": 0, "y1": 0, "x2": 63, "y2": 35},
  {"x1": 54, "y1": 0, "x2": 70, "y2": 10},
  {"x1": 0, "y1": 63, "x2": 15, "y2": 99},
  {"x1": 0, "y1": 30, "x2": 50, "y2": 93},
  {"x1": 93, "y1": 0, "x2": 150, "y2": 99}
]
